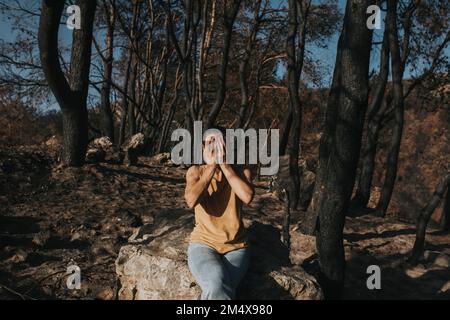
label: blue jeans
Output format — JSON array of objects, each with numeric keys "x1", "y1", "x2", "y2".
[{"x1": 187, "y1": 242, "x2": 250, "y2": 300}]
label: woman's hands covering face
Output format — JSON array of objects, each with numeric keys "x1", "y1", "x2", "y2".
[{"x1": 203, "y1": 133, "x2": 225, "y2": 165}]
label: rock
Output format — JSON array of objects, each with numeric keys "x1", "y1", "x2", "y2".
[
  {"x1": 115, "y1": 209, "x2": 323, "y2": 300},
  {"x1": 123, "y1": 133, "x2": 145, "y2": 151},
  {"x1": 114, "y1": 208, "x2": 143, "y2": 228},
  {"x1": 85, "y1": 136, "x2": 119, "y2": 163},
  {"x1": 433, "y1": 254, "x2": 450, "y2": 268},
  {"x1": 96, "y1": 287, "x2": 115, "y2": 300},
  {"x1": 438, "y1": 281, "x2": 450, "y2": 294},
  {"x1": 91, "y1": 136, "x2": 113, "y2": 150},
  {"x1": 122, "y1": 133, "x2": 146, "y2": 166},
  {"x1": 85, "y1": 148, "x2": 106, "y2": 163},
  {"x1": 32, "y1": 231, "x2": 51, "y2": 247},
  {"x1": 299, "y1": 170, "x2": 315, "y2": 209},
  {"x1": 152, "y1": 152, "x2": 171, "y2": 164},
  {"x1": 45, "y1": 135, "x2": 60, "y2": 149}
]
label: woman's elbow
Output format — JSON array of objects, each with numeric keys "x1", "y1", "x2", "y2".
[
  {"x1": 186, "y1": 200, "x2": 196, "y2": 209},
  {"x1": 185, "y1": 193, "x2": 197, "y2": 209},
  {"x1": 242, "y1": 190, "x2": 254, "y2": 205}
]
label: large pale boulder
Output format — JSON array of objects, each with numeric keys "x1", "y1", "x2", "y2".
[{"x1": 115, "y1": 209, "x2": 323, "y2": 300}]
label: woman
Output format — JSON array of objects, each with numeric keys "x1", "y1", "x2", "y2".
[{"x1": 184, "y1": 128, "x2": 254, "y2": 300}]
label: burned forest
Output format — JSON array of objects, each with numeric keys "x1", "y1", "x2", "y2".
[{"x1": 0, "y1": 0, "x2": 449, "y2": 302}]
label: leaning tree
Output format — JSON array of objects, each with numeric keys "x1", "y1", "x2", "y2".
[
  {"x1": 409, "y1": 172, "x2": 450, "y2": 265},
  {"x1": 38, "y1": 0, "x2": 97, "y2": 166}
]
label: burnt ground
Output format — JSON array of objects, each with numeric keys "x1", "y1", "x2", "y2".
[{"x1": 0, "y1": 146, "x2": 449, "y2": 300}]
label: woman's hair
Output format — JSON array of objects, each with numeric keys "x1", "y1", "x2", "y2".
[{"x1": 206, "y1": 125, "x2": 227, "y2": 141}]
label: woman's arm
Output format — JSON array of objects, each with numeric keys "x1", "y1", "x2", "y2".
[
  {"x1": 219, "y1": 164, "x2": 254, "y2": 205},
  {"x1": 184, "y1": 165, "x2": 216, "y2": 208}
]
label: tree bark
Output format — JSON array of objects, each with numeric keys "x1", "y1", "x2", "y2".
[
  {"x1": 440, "y1": 188, "x2": 450, "y2": 232},
  {"x1": 100, "y1": 0, "x2": 116, "y2": 141},
  {"x1": 409, "y1": 173, "x2": 450, "y2": 265},
  {"x1": 352, "y1": 25, "x2": 390, "y2": 209},
  {"x1": 127, "y1": 0, "x2": 141, "y2": 138},
  {"x1": 236, "y1": 0, "x2": 262, "y2": 129},
  {"x1": 282, "y1": 0, "x2": 310, "y2": 209},
  {"x1": 304, "y1": 0, "x2": 373, "y2": 298},
  {"x1": 206, "y1": 0, "x2": 241, "y2": 129},
  {"x1": 285, "y1": 0, "x2": 300, "y2": 210},
  {"x1": 38, "y1": 0, "x2": 97, "y2": 166},
  {"x1": 375, "y1": 0, "x2": 405, "y2": 216}
]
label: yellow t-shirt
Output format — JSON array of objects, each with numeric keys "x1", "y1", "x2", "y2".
[{"x1": 190, "y1": 166, "x2": 248, "y2": 254}]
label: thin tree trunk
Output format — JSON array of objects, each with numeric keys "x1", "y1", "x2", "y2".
[
  {"x1": 375, "y1": 0, "x2": 405, "y2": 216},
  {"x1": 352, "y1": 26, "x2": 390, "y2": 208},
  {"x1": 409, "y1": 173, "x2": 450, "y2": 265},
  {"x1": 236, "y1": 0, "x2": 262, "y2": 129},
  {"x1": 127, "y1": 57, "x2": 138, "y2": 136},
  {"x1": 285, "y1": 0, "x2": 305, "y2": 210},
  {"x1": 206, "y1": 0, "x2": 241, "y2": 128},
  {"x1": 127, "y1": 0, "x2": 141, "y2": 138},
  {"x1": 197, "y1": 0, "x2": 217, "y2": 121},
  {"x1": 118, "y1": 49, "x2": 132, "y2": 146},
  {"x1": 279, "y1": 108, "x2": 292, "y2": 156},
  {"x1": 305, "y1": 0, "x2": 373, "y2": 298},
  {"x1": 243, "y1": 63, "x2": 261, "y2": 130},
  {"x1": 440, "y1": 188, "x2": 450, "y2": 232},
  {"x1": 157, "y1": 66, "x2": 181, "y2": 153},
  {"x1": 100, "y1": 0, "x2": 115, "y2": 141}
]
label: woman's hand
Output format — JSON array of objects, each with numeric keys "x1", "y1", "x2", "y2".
[{"x1": 203, "y1": 133, "x2": 225, "y2": 165}]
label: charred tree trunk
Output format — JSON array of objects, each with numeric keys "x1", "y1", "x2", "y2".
[
  {"x1": 409, "y1": 173, "x2": 450, "y2": 265},
  {"x1": 157, "y1": 66, "x2": 181, "y2": 153},
  {"x1": 279, "y1": 109, "x2": 293, "y2": 156},
  {"x1": 182, "y1": 0, "x2": 194, "y2": 133},
  {"x1": 283, "y1": 0, "x2": 310, "y2": 209},
  {"x1": 206, "y1": 0, "x2": 241, "y2": 129},
  {"x1": 285, "y1": 0, "x2": 300, "y2": 209},
  {"x1": 38, "y1": 0, "x2": 97, "y2": 166},
  {"x1": 165, "y1": 0, "x2": 198, "y2": 133},
  {"x1": 440, "y1": 188, "x2": 450, "y2": 232},
  {"x1": 100, "y1": 0, "x2": 116, "y2": 141},
  {"x1": 118, "y1": 48, "x2": 132, "y2": 146},
  {"x1": 375, "y1": 0, "x2": 405, "y2": 216},
  {"x1": 127, "y1": 0, "x2": 141, "y2": 138},
  {"x1": 304, "y1": 0, "x2": 373, "y2": 298},
  {"x1": 236, "y1": 0, "x2": 262, "y2": 129},
  {"x1": 127, "y1": 56, "x2": 138, "y2": 136},
  {"x1": 352, "y1": 25, "x2": 390, "y2": 209},
  {"x1": 281, "y1": 188, "x2": 291, "y2": 251}
]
